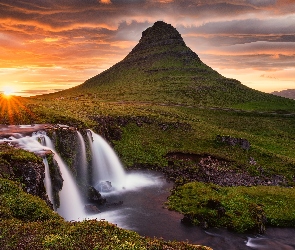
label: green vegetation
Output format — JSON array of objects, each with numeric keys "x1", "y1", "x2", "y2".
[
  {"x1": 0, "y1": 144, "x2": 42, "y2": 164},
  {"x1": 168, "y1": 182, "x2": 295, "y2": 233},
  {"x1": 0, "y1": 178, "x2": 59, "y2": 222}
]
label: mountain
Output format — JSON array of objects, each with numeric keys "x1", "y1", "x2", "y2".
[
  {"x1": 46, "y1": 21, "x2": 294, "y2": 110},
  {"x1": 271, "y1": 89, "x2": 295, "y2": 100}
]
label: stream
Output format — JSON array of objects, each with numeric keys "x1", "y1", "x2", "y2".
[{"x1": 87, "y1": 170, "x2": 295, "y2": 250}]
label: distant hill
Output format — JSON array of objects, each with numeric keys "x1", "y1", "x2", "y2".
[
  {"x1": 271, "y1": 89, "x2": 295, "y2": 100},
  {"x1": 44, "y1": 21, "x2": 295, "y2": 110}
]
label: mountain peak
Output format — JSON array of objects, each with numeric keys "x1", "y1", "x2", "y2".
[
  {"x1": 127, "y1": 21, "x2": 186, "y2": 56},
  {"x1": 141, "y1": 21, "x2": 183, "y2": 43}
]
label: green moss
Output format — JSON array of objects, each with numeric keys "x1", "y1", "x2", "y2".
[
  {"x1": 0, "y1": 178, "x2": 60, "y2": 222},
  {"x1": 168, "y1": 182, "x2": 295, "y2": 232},
  {"x1": 0, "y1": 144, "x2": 42, "y2": 164},
  {"x1": 0, "y1": 218, "x2": 210, "y2": 250}
]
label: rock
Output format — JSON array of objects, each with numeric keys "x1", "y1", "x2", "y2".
[
  {"x1": 84, "y1": 204, "x2": 100, "y2": 214},
  {"x1": 216, "y1": 135, "x2": 251, "y2": 150},
  {"x1": 106, "y1": 200, "x2": 123, "y2": 207},
  {"x1": 201, "y1": 221, "x2": 209, "y2": 229},
  {"x1": 181, "y1": 213, "x2": 194, "y2": 225},
  {"x1": 164, "y1": 152, "x2": 287, "y2": 187},
  {"x1": 0, "y1": 144, "x2": 53, "y2": 209},
  {"x1": 87, "y1": 186, "x2": 106, "y2": 205},
  {"x1": 97, "y1": 181, "x2": 112, "y2": 193}
]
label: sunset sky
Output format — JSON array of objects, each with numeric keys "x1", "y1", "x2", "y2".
[{"x1": 0, "y1": 0, "x2": 294, "y2": 97}]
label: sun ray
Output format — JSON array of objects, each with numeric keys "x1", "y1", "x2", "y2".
[{"x1": 0, "y1": 94, "x2": 37, "y2": 124}]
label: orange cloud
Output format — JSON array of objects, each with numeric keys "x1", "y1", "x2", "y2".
[{"x1": 100, "y1": 0, "x2": 112, "y2": 4}]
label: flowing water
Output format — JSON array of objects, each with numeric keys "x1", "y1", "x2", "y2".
[
  {"x1": 1, "y1": 126, "x2": 295, "y2": 250},
  {"x1": 87, "y1": 129, "x2": 126, "y2": 189},
  {"x1": 77, "y1": 131, "x2": 87, "y2": 183},
  {"x1": 51, "y1": 152, "x2": 85, "y2": 221},
  {"x1": 43, "y1": 157, "x2": 54, "y2": 208}
]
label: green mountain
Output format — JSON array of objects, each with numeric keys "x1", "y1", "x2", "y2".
[{"x1": 50, "y1": 21, "x2": 294, "y2": 110}]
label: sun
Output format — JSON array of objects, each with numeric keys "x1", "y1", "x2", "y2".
[{"x1": 2, "y1": 86, "x2": 15, "y2": 97}]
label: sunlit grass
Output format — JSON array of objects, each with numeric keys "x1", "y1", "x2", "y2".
[{"x1": 0, "y1": 94, "x2": 36, "y2": 124}]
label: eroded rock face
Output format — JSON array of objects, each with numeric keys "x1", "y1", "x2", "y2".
[
  {"x1": 131, "y1": 21, "x2": 186, "y2": 53},
  {"x1": 0, "y1": 144, "x2": 52, "y2": 208},
  {"x1": 164, "y1": 152, "x2": 287, "y2": 187}
]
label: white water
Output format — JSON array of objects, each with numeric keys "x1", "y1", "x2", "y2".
[
  {"x1": 42, "y1": 135, "x2": 85, "y2": 221},
  {"x1": 43, "y1": 157, "x2": 54, "y2": 208},
  {"x1": 51, "y1": 151, "x2": 85, "y2": 221},
  {"x1": 1, "y1": 132, "x2": 85, "y2": 221},
  {"x1": 87, "y1": 130, "x2": 126, "y2": 190},
  {"x1": 44, "y1": 134, "x2": 55, "y2": 149},
  {"x1": 77, "y1": 131, "x2": 87, "y2": 183}
]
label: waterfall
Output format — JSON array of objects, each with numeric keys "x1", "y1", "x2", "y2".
[
  {"x1": 77, "y1": 131, "x2": 87, "y2": 183},
  {"x1": 51, "y1": 151, "x2": 85, "y2": 221},
  {"x1": 87, "y1": 130, "x2": 126, "y2": 190},
  {"x1": 0, "y1": 127, "x2": 163, "y2": 224},
  {"x1": 44, "y1": 134, "x2": 55, "y2": 149},
  {"x1": 43, "y1": 157, "x2": 54, "y2": 209},
  {"x1": 2, "y1": 131, "x2": 86, "y2": 221},
  {"x1": 43, "y1": 136, "x2": 85, "y2": 221}
]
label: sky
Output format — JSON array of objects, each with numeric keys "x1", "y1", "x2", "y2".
[{"x1": 0, "y1": 0, "x2": 294, "y2": 97}]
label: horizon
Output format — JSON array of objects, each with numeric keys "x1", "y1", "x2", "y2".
[{"x1": 1, "y1": 1, "x2": 295, "y2": 97}]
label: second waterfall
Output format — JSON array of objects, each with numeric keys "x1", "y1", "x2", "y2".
[{"x1": 87, "y1": 129, "x2": 126, "y2": 191}]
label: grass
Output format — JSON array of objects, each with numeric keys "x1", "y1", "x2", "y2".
[{"x1": 168, "y1": 182, "x2": 295, "y2": 233}]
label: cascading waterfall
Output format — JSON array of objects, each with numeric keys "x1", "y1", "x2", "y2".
[
  {"x1": 40, "y1": 136, "x2": 85, "y2": 221},
  {"x1": 87, "y1": 129, "x2": 126, "y2": 190},
  {"x1": 43, "y1": 157, "x2": 54, "y2": 208},
  {"x1": 33, "y1": 131, "x2": 54, "y2": 208},
  {"x1": 1, "y1": 131, "x2": 85, "y2": 221},
  {"x1": 0, "y1": 128, "x2": 160, "y2": 223},
  {"x1": 77, "y1": 131, "x2": 87, "y2": 183},
  {"x1": 44, "y1": 134, "x2": 55, "y2": 149},
  {"x1": 50, "y1": 150, "x2": 85, "y2": 221}
]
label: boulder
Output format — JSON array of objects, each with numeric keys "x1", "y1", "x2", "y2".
[{"x1": 84, "y1": 204, "x2": 100, "y2": 214}]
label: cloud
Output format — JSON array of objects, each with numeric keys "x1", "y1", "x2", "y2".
[
  {"x1": 246, "y1": 0, "x2": 276, "y2": 7},
  {"x1": 184, "y1": 16, "x2": 295, "y2": 36},
  {"x1": 100, "y1": 0, "x2": 112, "y2": 4},
  {"x1": 1, "y1": 0, "x2": 295, "y2": 94}
]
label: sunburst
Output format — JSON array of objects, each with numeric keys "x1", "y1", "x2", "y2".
[
  {"x1": 3, "y1": 86, "x2": 15, "y2": 98},
  {"x1": 0, "y1": 94, "x2": 36, "y2": 124}
]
